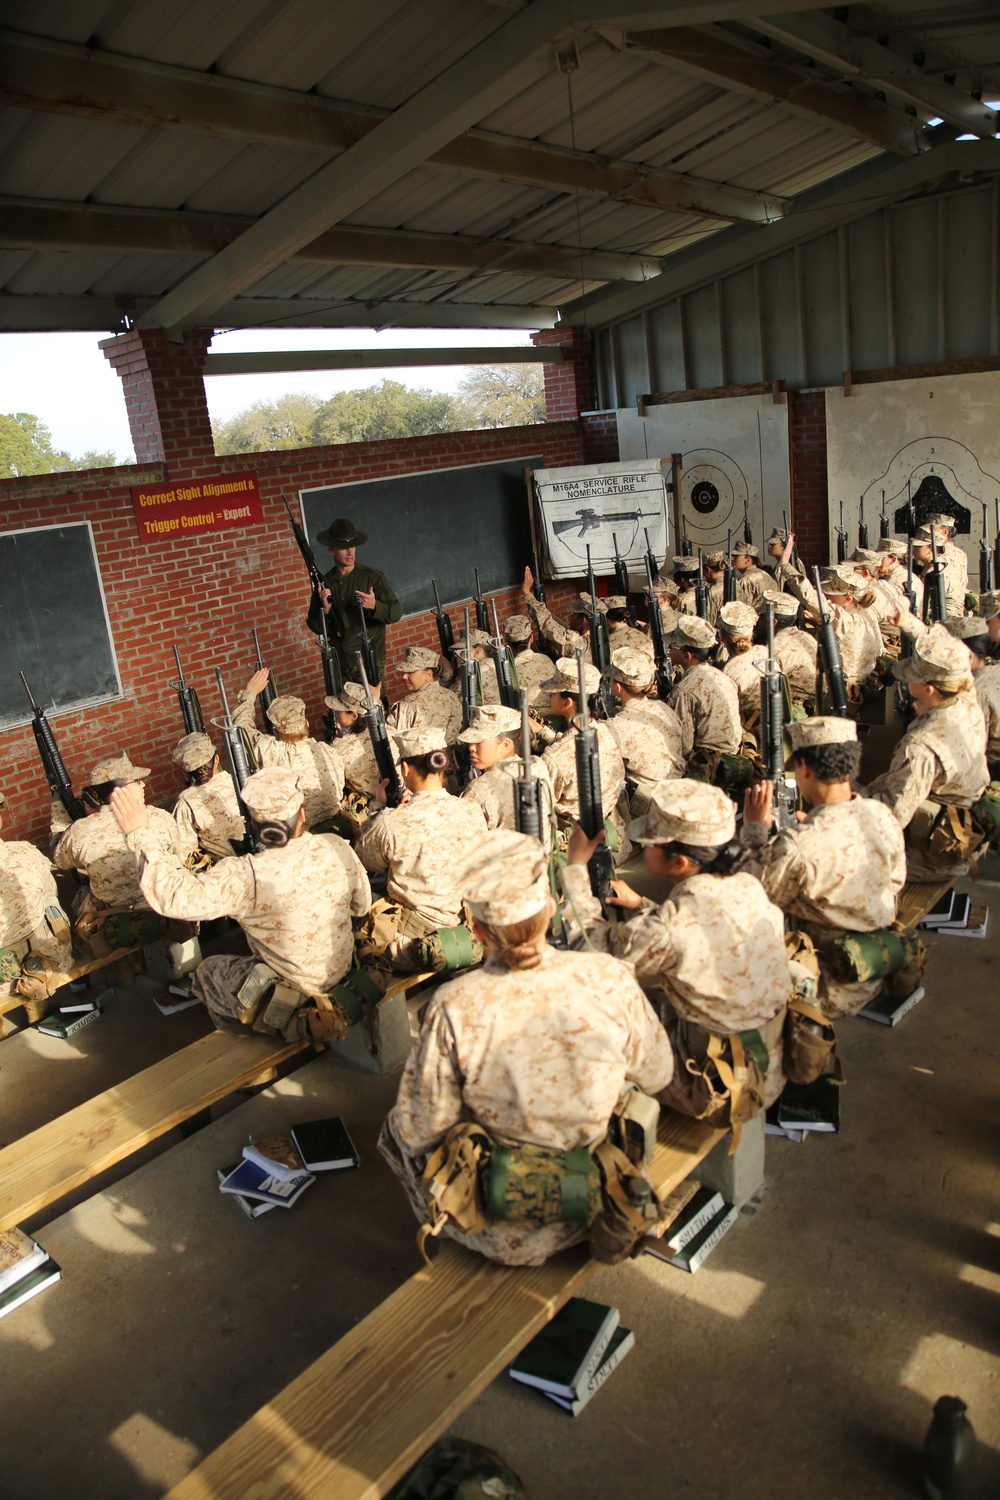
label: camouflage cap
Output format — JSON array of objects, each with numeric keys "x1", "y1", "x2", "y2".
[
  {"x1": 540, "y1": 656, "x2": 602, "y2": 697},
  {"x1": 393, "y1": 727, "x2": 449, "y2": 759},
  {"x1": 324, "y1": 681, "x2": 367, "y2": 713},
  {"x1": 911, "y1": 526, "x2": 934, "y2": 544},
  {"x1": 654, "y1": 572, "x2": 679, "y2": 596},
  {"x1": 892, "y1": 623, "x2": 973, "y2": 686},
  {"x1": 668, "y1": 615, "x2": 717, "y2": 651},
  {"x1": 978, "y1": 590, "x2": 1000, "y2": 621},
  {"x1": 604, "y1": 595, "x2": 628, "y2": 611},
  {"x1": 400, "y1": 645, "x2": 439, "y2": 672},
  {"x1": 610, "y1": 646, "x2": 654, "y2": 691},
  {"x1": 576, "y1": 592, "x2": 608, "y2": 617},
  {"x1": 90, "y1": 750, "x2": 150, "y2": 784},
  {"x1": 717, "y1": 601, "x2": 757, "y2": 636},
  {"x1": 759, "y1": 588, "x2": 798, "y2": 619},
  {"x1": 628, "y1": 778, "x2": 736, "y2": 847},
  {"x1": 946, "y1": 616, "x2": 990, "y2": 642},
  {"x1": 671, "y1": 556, "x2": 700, "y2": 575},
  {"x1": 877, "y1": 537, "x2": 906, "y2": 557},
  {"x1": 733, "y1": 540, "x2": 760, "y2": 558},
  {"x1": 766, "y1": 527, "x2": 789, "y2": 545},
  {"x1": 786, "y1": 717, "x2": 857, "y2": 753},
  {"x1": 850, "y1": 547, "x2": 880, "y2": 566},
  {"x1": 821, "y1": 566, "x2": 863, "y2": 598},
  {"x1": 266, "y1": 695, "x2": 308, "y2": 732},
  {"x1": 171, "y1": 731, "x2": 217, "y2": 772},
  {"x1": 503, "y1": 613, "x2": 532, "y2": 643},
  {"x1": 457, "y1": 704, "x2": 522, "y2": 743},
  {"x1": 703, "y1": 551, "x2": 727, "y2": 568},
  {"x1": 241, "y1": 767, "x2": 303, "y2": 823},
  {"x1": 456, "y1": 829, "x2": 549, "y2": 925},
  {"x1": 928, "y1": 512, "x2": 955, "y2": 529}
]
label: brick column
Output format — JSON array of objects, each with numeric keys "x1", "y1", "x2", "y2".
[
  {"x1": 532, "y1": 324, "x2": 596, "y2": 424},
  {"x1": 788, "y1": 389, "x2": 829, "y2": 569},
  {"x1": 99, "y1": 327, "x2": 215, "y2": 474}
]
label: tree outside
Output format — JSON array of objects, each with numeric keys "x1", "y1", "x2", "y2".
[
  {"x1": 454, "y1": 364, "x2": 545, "y2": 428},
  {"x1": 0, "y1": 412, "x2": 121, "y2": 478}
]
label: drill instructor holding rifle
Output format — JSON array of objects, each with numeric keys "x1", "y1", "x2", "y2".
[{"x1": 306, "y1": 516, "x2": 402, "y2": 691}]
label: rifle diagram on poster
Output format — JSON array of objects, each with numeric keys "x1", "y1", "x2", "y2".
[
  {"x1": 616, "y1": 395, "x2": 790, "y2": 554},
  {"x1": 826, "y1": 375, "x2": 1000, "y2": 567},
  {"x1": 533, "y1": 459, "x2": 668, "y2": 578}
]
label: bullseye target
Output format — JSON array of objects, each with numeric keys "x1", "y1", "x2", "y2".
[{"x1": 680, "y1": 450, "x2": 748, "y2": 540}]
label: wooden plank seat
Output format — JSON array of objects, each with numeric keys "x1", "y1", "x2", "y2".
[
  {"x1": 896, "y1": 880, "x2": 954, "y2": 931},
  {"x1": 166, "y1": 1111, "x2": 727, "y2": 1500},
  {"x1": 0, "y1": 943, "x2": 146, "y2": 1031},
  {"x1": 0, "y1": 969, "x2": 436, "y2": 1231}
]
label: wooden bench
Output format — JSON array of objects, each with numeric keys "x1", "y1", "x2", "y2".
[
  {"x1": 166, "y1": 1111, "x2": 726, "y2": 1500},
  {"x1": 0, "y1": 969, "x2": 437, "y2": 1232},
  {"x1": 0, "y1": 943, "x2": 145, "y2": 1037},
  {"x1": 896, "y1": 880, "x2": 954, "y2": 931}
]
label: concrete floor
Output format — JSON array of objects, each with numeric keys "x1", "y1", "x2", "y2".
[{"x1": 1, "y1": 871, "x2": 998, "y2": 1500}]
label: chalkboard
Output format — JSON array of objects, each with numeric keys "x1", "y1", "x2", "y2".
[
  {"x1": 0, "y1": 522, "x2": 121, "y2": 729},
  {"x1": 301, "y1": 456, "x2": 542, "y2": 616}
]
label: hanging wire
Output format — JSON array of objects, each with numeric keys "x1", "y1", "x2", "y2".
[{"x1": 559, "y1": 39, "x2": 589, "y2": 316}]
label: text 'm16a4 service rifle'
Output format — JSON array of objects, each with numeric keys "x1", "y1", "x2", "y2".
[
  {"x1": 980, "y1": 504, "x2": 994, "y2": 595},
  {"x1": 213, "y1": 668, "x2": 257, "y2": 855},
  {"x1": 643, "y1": 527, "x2": 673, "y2": 703},
  {"x1": 489, "y1": 597, "x2": 519, "y2": 710},
  {"x1": 513, "y1": 686, "x2": 545, "y2": 845},
  {"x1": 760, "y1": 602, "x2": 796, "y2": 829},
  {"x1": 431, "y1": 579, "x2": 455, "y2": 660},
  {"x1": 19, "y1": 672, "x2": 86, "y2": 821},
  {"x1": 170, "y1": 645, "x2": 205, "y2": 735},
  {"x1": 923, "y1": 525, "x2": 947, "y2": 623},
  {"x1": 250, "y1": 627, "x2": 277, "y2": 720},
  {"x1": 574, "y1": 645, "x2": 614, "y2": 916},
  {"x1": 722, "y1": 528, "x2": 737, "y2": 604},
  {"x1": 811, "y1": 567, "x2": 850, "y2": 718},
  {"x1": 282, "y1": 494, "x2": 343, "y2": 711},
  {"x1": 356, "y1": 653, "x2": 402, "y2": 808}
]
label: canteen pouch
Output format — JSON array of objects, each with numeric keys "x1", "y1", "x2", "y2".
[
  {"x1": 417, "y1": 1123, "x2": 492, "y2": 1260},
  {"x1": 234, "y1": 961, "x2": 280, "y2": 1025},
  {"x1": 417, "y1": 925, "x2": 484, "y2": 974},
  {"x1": 828, "y1": 926, "x2": 925, "y2": 985},
  {"x1": 289, "y1": 966, "x2": 388, "y2": 1045},
  {"x1": 486, "y1": 1142, "x2": 601, "y2": 1226},
  {"x1": 258, "y1": 980, "x2": 305, "y2": 1035},
  {"x1": 971, "y1": 782, "x2": 1000, "y2": 846},
  {"x1": 589, "y1": 1140, "x2": 663, "y2": 1265},
  {"x1": 911, "y1": 801, "x2": 984, "y2": 870},
  {"x1": 607, "y1": 1088, "x2": 660, "y2": 1166}
]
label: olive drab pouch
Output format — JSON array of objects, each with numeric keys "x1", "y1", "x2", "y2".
[
  {"x1": 102, "y1": 909, "x2": 169, "y2": 951},
  {"x1": 234, "y1": 961, "x2": 281, "y2": 1026},
  {"x1": 828, "y1": 926, "x2": 925, "y2": 986},
  {"x1": 671, "y1": 1022, "x2": 766, "y2": 1152},
  {"x1": 0, "y1": 942, "x2": 25, "y2": 989},
  {"x1": 783, "y1": 929, "x2": 842, "y2": 1085},
  {"x1": 485, "y1": 1142, "x2": 601, "y2": 1226},
  {"x1": 417, "y1": 1122, "x2": 492, "y2": 1261},
  {"x1": 589, "y1": 1140, "x2": 663, "y2": 1265},
  {"x1": 971, "y1": 782, "x2": 1000, "y2": 846},
  {"x1": 287, "y1": 967, "x2": 387, "y2": 1045},
  {"x1": 417, "y1": 925, "x2": 484, "y2": 974},
  {"x1": 911, "y1": 802, "x2": 984, "y2": 870},
  {"x1": 607, "y1": 1088, "x2": 660, "y2": 1166}
]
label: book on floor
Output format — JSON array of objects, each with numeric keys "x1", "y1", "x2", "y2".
[
  {"x1": 218, "y1": 1157, "x2": 314, "y2": 1208},
  {"x1": 0, "y1": 1257, "x2": 61, "y2": 1320},
  {"x1": 35, "y1": 1003, "x2": 103, "y2": 1038},
  {"x1": 0, "y1": 1228, "x2": 49, "y2": 1296},
  {"x1": 509, "y1": 1298, "x2": 619, "y2": 1401},
  {"x1": 290, "y1": 1117, "x2": 360, "y2": 1173},
  {"x1": 543, "y1": 1326, "x2": 636, "y2": 1415},
  {"x1": 216, "y1": 1166, "x2": 278, "y2": 1219},
  {"x1": 668, "y1": 1202, "x2": 739, "y2": 1273},
  {"x1": 778, "y1": 1077, "x2": 841, "y2": 1134},
  {"x1": 918, "y1": 889, "x2": 957, "y2": 927},
  {"x1": 764, "y1": 1103, "x2": 810, "y2": 1143},
  {"x1": 923, "y1": 892, "x2": 970, "y2": 931},
  {"x1": 942, "y1": 905, "x2": 988, "y2": 939},
  {"x1": 857, "y1": 985, "x2": 925, "y2": 1028},
  {"x1": 644, "y1": 1183, "x2": 725, "y2": 1256},
  {"x1": 154, "y1": 989, "x2": 201, "y2": 1015},
  {"x1": 242, "y1": 1134, "x2": 305, "y2": 1181}
]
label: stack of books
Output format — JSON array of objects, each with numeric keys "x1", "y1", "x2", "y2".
[
  {"x1": 35, "y1": 996, "x2": 104, "y2": 1039},
  {"x1": 154, "y1": 982, "x2": 201, "y2": 1016},
  {"x1": 643, "y1": 1180, "x2": 738, "y2": 1272},
  {"x1": 509, "y1": 1298, "x2": 634, "y2": 1416},
  {"x1": 919, "y1": 890, "x2": 989, "y2": 939},
  {"x1": 0, "y1": 1228, "x2": 60, "y2": 1320},
  {"x1": 766, "y1": 1077, "x2": 841, "y2": 1142},
  {"x1": 217, "y1": 1117, "x2": 359, "y2": 1220},
  {"x1": 857, "y1": 985, "x2": 926, "y2": 1028}
]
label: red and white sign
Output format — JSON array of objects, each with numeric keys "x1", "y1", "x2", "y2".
[{"x1": 131, "y1": 472, "x2": 263, "y2": 542}]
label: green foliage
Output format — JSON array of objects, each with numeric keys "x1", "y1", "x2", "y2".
[
  {"x1": 212, "y1": 391, "x2": 321, "y2": 455},
  {"x1": 313, "y1": 380, "x2": 459, "y2": 445},
  {"x1": 0, "y1": 413, "x2": 125, "y2": 477},
  {"x1": 453, "y1": 364, "x2": 545, "y2": 429}
]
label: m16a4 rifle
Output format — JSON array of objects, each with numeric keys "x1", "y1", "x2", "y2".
[
  {"x1": 895, "y1": 535, "x2": 918, "y2": 718},
  {"x1": 574, "y1": 645, "x2": 614, "y2": 916},
  {"x1": 454, "y1": 608, "x2": 481, "y2": 789},
  {"x1": 694, "y1": 548, "x2": 709, "y2": 621},
  {"x1": 643, "y1": 527, "x2": 673, "y2": 702},
  {"x1": 530, "y1": 547, "x2": 547, "y2": 604},
  {"x1": 489, "y1": 597, "x2": 519, "y2": 710},
  {"x1": 356, "y1": 597, "x2": 379, "y2": 688},
  {"x1": 611, "y1": 532, "x2": 634, "y2": 621},
  {"x1": 880, "y1": 489, "x2": 890, "y2": 541},
  {"x1": 250, "y1": 627, "x2": 277, "y2": 722},
  {"x1": 356, "y1": 653, "x2": 402, "y2": 808},
  {"x1": 722, "y1": 528, "x2": 737, "y2": 604},
  {"x1": 553, "y1": 507, "x2": 658, "y2": 539},
  {"x1": 681, "y1": 515, "x2": 693, "y2": 556},
  {"x1": 782, "y1": 509, "x2": 799, "y2": 570},
  {"x1": 513, "y1": 687, "x2": 546, "y2": 844},
  {"x1": 431, "y1": 579, "x2": 455, "y2": 660},
  {"x1": 585, "y1": 545, "x2": 616, "y2": 719},
  {"x1": 811, "y1": 567, "x2": 849, "y2": 718},
  {"x1": 980, "y1": 503, "x2": 994, "y2": 595},
  {"x1": 858, "y1": 494, "x2": 869, "y2": 550},
  {"x1": 170, "y1": 645, "x2": 205, "y2": 735},
  {"x1": 742, "y1": 496, "x2": 753, "y2": 547},
  {"x1": 473, "y1": 568, "x2": 489, "y2": 633},
  {"x1": 836, "y1": 502, "x2": 849, "y2": 564},
  {"x1": 213, "y1": 668, "x2": 257, "y2": 855},
  {"x1": 995, "y1": 498, "x2": 1000, "y2": 590},
  {"x1": 281, "y1": 494, "x2": 343, "y2": 713},
  {"x1": 760, "y1": 603, "x2": 796, "y2": 829},
  {"x1": 19, "y1": 672, "x2": 85, "y2": 821},
  {"x1": 923, "y1": 526, "x2": 947, "y2": 623}
]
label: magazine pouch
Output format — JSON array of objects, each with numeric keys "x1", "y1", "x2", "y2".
[
  {"x1": 589, "y1": 1140, "x2": 663, "y2": 1265},
  {"x1": 234, "y1": 961, "x2": 280, "y2": 1025},
  {"x1": 784, "y1": 928, "x2": 841, "y2": 1084},
  {"x1": 103, "y1": 909, "x2": 169, "y2": 951},
  {"x1": 607, "y1": 1087, "x2": 660, "y2": 1165},
  {"x1": 417, "y1": 1122, "x2": 492, "y2": 1261}
]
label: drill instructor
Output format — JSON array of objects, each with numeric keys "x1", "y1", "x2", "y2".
[{"x1": 306, "y1": 516, "x2": 401, "y2": 689}]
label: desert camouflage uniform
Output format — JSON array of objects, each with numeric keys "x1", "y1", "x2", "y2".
[
  {"x1": 742, "y1": 798, "x2": 906, "y2": 1018},
  {"x1": 125, "y1": 819, "x2": 370, "y2": 1028},
  {"x1": 735, "y1": 565, "x2": 771, "y2": 606},
  {"x1": 975, "y1": 664, "x2": 1000, "y2": 772},
  {"x1": 781, "y1": 572, "x2": 883, "y2": 682},
  {"x1": 773, "y1": 627, "x2": 818, "y2": 702},
  {"x1": 329, "y1": 726, "x2": 385, "y2": 799},
  {"x1": 677, "y1": 589, "x2": 698, "y2": 616},
  {"x1": 355, "y1": 790, "x2": 488, "y2": 966},
  {"x1": 941, "y1": 540, "x2": 969, "y2": 594},
  {"x1": 608, "y1": 624, "x2": 653, "y2": 656},
  {"x1": 475, "y1": 655, "x2": 501, "y2": 707},
  {"x1": 938, "y1": 556, "x2": 967, "y2": 619},
  {"x1": 173, "y1": 769, "x2": 245, "y2": 862},
  {"x1": 510, "y1": 648, "x2": 556, "y2": 713},
  {"x1": 609, "y1": 699, "x2": 685, "y2": 805},
  {"x1": 723, "y1": 646, "x2": 767, "y2": 726},
  {"x1": 379, "y1": 945, "x2": 673, "y2": 1266},
  {"x1": 524, "y1": 595, "x2": 591, "y2": 663},
  {"x1": 562, "y1": 863, "x2": 789, "y2": 1107},
  {"x1": 52, "y1": 802, "x2": 187, "y2": 938},
  {"x1": 542, "y1": 721, "x2": 628, "y2": 860},
  {"x1": 880, "y1": 561, "x2": 924, "y2": 620},
  {"x1": 461, "y1": 755, "x2": 555, "y2": 851},
  {"x1": 668, "y1": 662, "x2": 742, "y2": 763},
  {"x1": 706, "y1": 575, "x2": 758, "y2": 626},
  {"x1": 387, "y1": 680, "x2": 463, "y2": 745},
  {"x1": 0, "y1": 839, "x2": 73, "y2": 996},
  {"x1": 866, "y1": 689, "x2": 989, "y2": 881},
  {"x1": 234, "y1": 694, "x2": 345, "y2": 828}
]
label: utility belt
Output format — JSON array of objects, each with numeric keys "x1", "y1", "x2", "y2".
[
  {"x1": 233, "y1": 961, "x2": 386, "y2": 1043},
  {"x1": 417, "y1": 1090, "x2": 663, "y2": 1266},
  {"x1": 908, "y1": 799, "x2": 984, "y2": 870},
  {"x1": 354, "y1": 898, "x2": 482, "y2": 973}
]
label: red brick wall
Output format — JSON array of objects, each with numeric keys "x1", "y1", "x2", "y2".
[
  {"x1": 0, "y1": 423, "x2": 585, "y2": 845},
  {"x1": 580, "y1": 411, "x2": 620, "y2": 465},
  {"x1": 788, "y1": 389, "x2": 830, "y2": 569},
  {"x1": 533, "y1": 326, "x2": 597, "y2": 424}
]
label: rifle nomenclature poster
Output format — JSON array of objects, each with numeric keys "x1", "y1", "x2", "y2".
[{"x1": 533, "y1": 460, "x2": 668, "y2": 579}]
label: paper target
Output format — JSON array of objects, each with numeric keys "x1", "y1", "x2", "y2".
[{"x1": 681, "y1": 450, "x2": 747, "y2": 538}]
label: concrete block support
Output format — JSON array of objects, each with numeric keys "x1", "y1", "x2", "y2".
[
  {"x1": 330, "y1": 992, "x2": 412, "y2": 1076},
  {"x1": 697, "y1": 1112, "x2": 766, "y2": 1209}
]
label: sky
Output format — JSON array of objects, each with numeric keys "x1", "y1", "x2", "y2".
[{"x1": 0, "y1": 325, "x2": 536, "y2": 463}]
